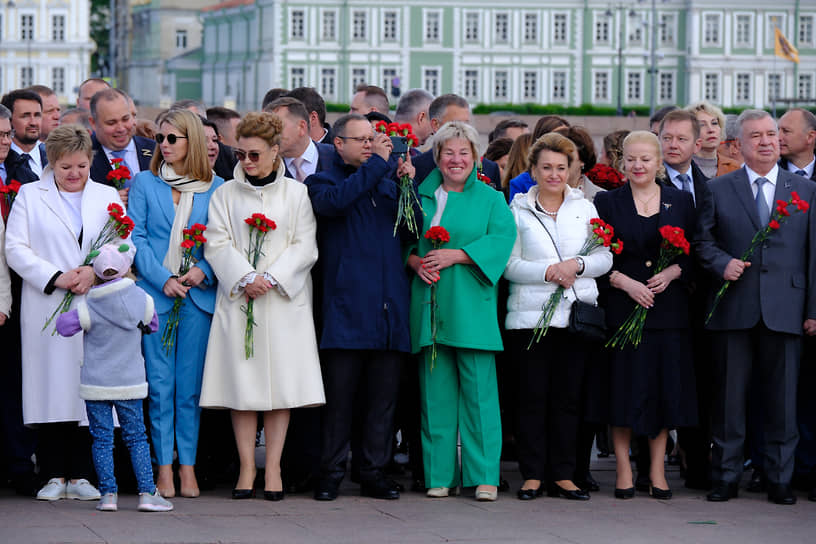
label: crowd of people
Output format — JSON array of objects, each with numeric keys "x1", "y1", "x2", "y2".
[{"x1": 1, "y1": 78, "x2": 815, "y2": 514}]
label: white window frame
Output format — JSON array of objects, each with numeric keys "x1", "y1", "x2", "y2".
[
  {"x1": 523, "y1": 70, "x2": 538, "y2": 101},
  {"x1": 628, "y1": 14, "x2": 644, "y2": 46},
  {"x1": 703, "y1": 13, "x2": 721, "y2": 47},
  {"x1": 523, "y1": 12, "x2": 538, "y2": 44},
  {"x1": 766, "y1": 14, "x2": 786, "y2": 49},
  {"x1": 20, "y1": 13, "x2": 35, "y2": 41},
  {"x1": 52, "y1": 67, "x2": 65, "y2": 94},
  {"x1": 798, "y1": 74, "x2": 814, "y2": 100},
  {"x1": 734, "y1": 13, "x2": 753, "y2": 48},
  {"x1": 383, "y1": 10, "x2": 398, "y2": 42},
  {"x1": 290, "y1": 67, "x2": 305, "y2": 89},
  {"x1": 552, "y1": 70, "x2": 568, "y2": 102},
  {"x1": 594, "y1": 12, "x2": 611, "y2": 45},
  {"x1": 553, "y1": 13, "x2": 569, "y2": 45},
  {"x1": 659, "y1": 71, "x2": 675, "y2": 102},
  {"x1": 21, "y1": 66, "x2": 33, "y2": 87},
  {"x1": 352, "y1": 10, "x2": 367, "y2": 42},
  {"x1": 464, "y1": 12, "x2": 480, "y2": 44},
  {"x1": 704, "y1": 72, "x2": 720, "y2": 103},
  {"x1": 51, "y1": 14, "x2": 66, "y2": 42},
  {"x1": 175, "y1": 29, "x2": 188, "y2": 49},
  {"x1": 290, "y1": 9, "x2": 305, "y2": 40},
  {"x1": 767, "y1": 72, "x2": 783, "y2": 102},
  {"x1": 660, "y1": 13, "x2": 676, "y2": 46},
  {"x1": 799, "y1": 15, "x2": 814, "y2": 47},
  {"x1": 735, "y1": 72, "x2": 752, "y2": 104},
  {"x1": 494, "y1": 12, "x2": 510, "y2": 45},
  {"x1": 382, "y1": 68, "x2": 398, "y2": 97},
  {"x1": 351, "y1": 67, "x2": 368, "y2": 94},
  {"x1": 423, "y1": 67, "x2": 441, "y2": 97},
  {"x1": 424, "y1": 10, "x2": 441, "y2": 43},
  {"x1": 320, "y1": 67, "x2": 337, "y2": 101},
  {"x1": 464, "y1": 69, "x2": 479, "y2": 101},
  {"x1": 321, "y1": 9, "x2": 337, "y2": 41},
  {"x1": 494, "y1": 70, "x2": 509, "y2": 101},
  {"x1": 593, "y1": 70, "x2": 611, "y2": 103},
  {"x1": 626, "y1": 71, "x2": 642, "y2": 102}
]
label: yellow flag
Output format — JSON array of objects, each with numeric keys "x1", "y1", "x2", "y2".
[{"x1": 774, "y1": 27, "x2": 799, "y2": 63}]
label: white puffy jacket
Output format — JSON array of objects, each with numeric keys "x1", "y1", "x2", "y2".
[{"x1": 504, "y1": 185, "x2": 613, "y2": 330}]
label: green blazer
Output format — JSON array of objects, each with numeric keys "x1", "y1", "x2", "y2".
[{"x1": 409, "y1": 167, "x2": 516, "y2": 353}]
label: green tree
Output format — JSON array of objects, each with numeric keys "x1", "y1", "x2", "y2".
[{"x1": 90, "y1": 0, "x2": 110, "y2": 75}]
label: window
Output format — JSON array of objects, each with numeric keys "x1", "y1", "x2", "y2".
[
  {"x1": 594, "y1": 72, "x2": 609, "y2": 101},
  {"x1": 176, "y1": 29, "x2": 188, "y2": 49},
  {"x1": 352, "y1": 68, "x2": 367, "y2": 92},
  {"x1": 464, "y1": 69, "x2": 479, "y2": 100},
  {"x1": 703, "y1": 14, "x2": 721, "y2": 46},
  {"x1": 767, "y1": 73, "x2": 782, "y2": 101},
  {"x1": 494, "y1": 70, "x2": 509, "y2": 101},
  {"x1": 290, "y1": 67, "x2": 305, "y2": 89},
  {"x1": 322, "y1": 10, "x2": 337, "y2": 41},
  {"x1": 799, "y1": 74, "x2": 814, "y2": 100},
  {"x1": 21, "y1": 66, "x2": 33, "y2": 87},
  {"x1": 735, "y1": 14, "x2": 752, "y2": 47},
  {"x1": 553, "y1": 13, "x2": 568, "y2": 45},
  {"x1": 523, "y1": 71, "x2": 537, "y2": 101},
  {"x1": 799, "y1": 15, "x2": 814, "y2": 46},
  {"x1": 290, "y1": 10, "x2": 305, "y2": 39},
  {"x1": 21, "y1": 14, "x2": 34, "y2": 40},
  {"x1": 660, "y1": 13, "x2": 675, "y2": 45},
  {"x1": 425, "y1": 11, "x2": 440, "y2": 42},
  {"x1": 595, "y1": 16, "x2": 610, "y2": 44},
  {"x1": 524, "y1": 13, "x2": 538, "y2": 43},
  {"x1": 52, "y1": 67, "x2": 65, "y2": 94},
  {"x1": 627, "y1": 72, "x2": 641, "y2": 102},
  {"x1": 736, "y1": 73, "x2": 751, "y2": 103},
  {"x1": 766, "y1": 15, "x2": 785, "y2": 49},
  {"x1": 552, "y1": 70, "x2": 567, "y2": 101},
  {"x1": 321, "y1": 68, "x2": 336, "y2": 100},
  {"x1": 52, "y1": 14, "x2": 65, "y2": 41},
  {"x1": 383, "y1": 11, "x2": 397, "y2": 41},
  {"x1": 465, "y1": 12, "x2": 479, "y2": 43},
  {"x1": 704, "y1": 73, "x2": 720, "y2": 102},
  {"x1": 495, "y1": 12, "x2": 509, "y2": 44},
  {"x1": 423, "y1": 69, "x2": 440, "y2": 96},
  {"x1": 629, "y1": 16, "x2": 643, "y2": 45},
  {"x1": 352, "y1": 11, "x2": 367, "y2": 41},
  {"x1": 659, "y1": 72, "x2": 674, "y2": 102},
  {"x1": 382, "y1": 68, "x2": 398, "y2": 97}
]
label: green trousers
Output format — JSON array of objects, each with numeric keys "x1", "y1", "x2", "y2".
[{"x1": 418, "y1": 345, "x2": 502, "y2": 488}]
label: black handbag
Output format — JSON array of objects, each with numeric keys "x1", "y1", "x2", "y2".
[{"x1": 528, "y1": 209, "x2": 607, "y2": 341}]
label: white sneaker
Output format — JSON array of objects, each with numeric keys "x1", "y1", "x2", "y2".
[
  {"x1": 138, "y1": 490, "x2": 174, "y2": 512},
  {"x1": 66, "y1": 479, "x2": 102, "y2": 500},
  {"x1": 37, "y1": 478, "x2": 67, "y2": 501},
  {"x1": 96, "y1": 493, "x2": 118, "y2": 512}
]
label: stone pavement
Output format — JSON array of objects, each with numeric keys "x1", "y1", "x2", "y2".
[{"x1": 1, "y1": 459, "x2": 814, "y2": 544}]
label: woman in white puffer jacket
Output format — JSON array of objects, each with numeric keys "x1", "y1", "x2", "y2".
[{"x1": 503, "y1": 133, "x2": 612, "y2": 502}]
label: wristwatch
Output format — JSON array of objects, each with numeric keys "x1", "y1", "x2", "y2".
[{"x1": 575, "y1": 256, "x2": 585, "y2": 275}]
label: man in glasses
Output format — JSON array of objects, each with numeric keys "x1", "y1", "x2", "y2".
[
  {"x1": 305, "y1": 114, "x2": 416, "y2": 501},
  {"x1": 89, "y1": 88, "x2": 155, "y2": 206}
]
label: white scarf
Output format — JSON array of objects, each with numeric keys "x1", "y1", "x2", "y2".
[{"x1": 159, "y1": 161, "x2": 212, "y2": 274}]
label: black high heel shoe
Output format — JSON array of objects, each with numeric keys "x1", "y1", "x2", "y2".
[
  {"x1": 232, "y1": 488, "x2": 255, "y2": 499},
  {"x1": 649, "y1": 485, "x2": 672, "y2": 500},
  {"x1": 614, "y1": 486, "x2": 635, "y2": 499},
  {"x1": 517, "y1": 485, "x2": 544, "y2": 500},
  {"x1": 264, "y1": 490, "x2": 284, "y2": 501},
  {"x1": 547, "y1": 482, "x2": 590, "y2": 501}
]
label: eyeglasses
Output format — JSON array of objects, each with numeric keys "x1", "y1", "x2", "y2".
[
  {"x1": 234, "y1": 150, "x2": 262, "y2": 162},
  {"x1": 0, "y1": 131, "x2": 11, "y2": 140},
  {"x1": 339, "y1": 136, "x2": 374, "y2": 144},
  {"x1": 155, "y1": 133, "x2": 188, "y2": 145}
]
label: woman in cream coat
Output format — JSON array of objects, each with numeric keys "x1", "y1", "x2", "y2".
[
  {"x1": 200, "y1": 112, "x2": 324, "y2": 501},
  {"x1": 504, "y1": 133, "x2": 612, "y2": 502},
  {"x1": 5, "y1": 125, "x2": 122, "y2": 501}
]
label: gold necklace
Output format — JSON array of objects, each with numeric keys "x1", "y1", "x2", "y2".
[{"x1": 633, "y1": 189, "x2": 660, "y2": 210}]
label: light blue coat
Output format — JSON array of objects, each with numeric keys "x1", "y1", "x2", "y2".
[{"x1": 128, "y1": 170, "x2": 224, "y2": 314}]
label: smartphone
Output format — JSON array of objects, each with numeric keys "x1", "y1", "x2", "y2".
[{"x1": 390, "y1": 136, "x2": 408, "y2": 155}]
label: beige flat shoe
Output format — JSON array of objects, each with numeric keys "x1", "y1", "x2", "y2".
[
  {"x1": 426, "y1": 487, "x2": 449, "y2": 498},
  {"x1": 475, "y1": 487, "x2": 498, "y2": 501}
]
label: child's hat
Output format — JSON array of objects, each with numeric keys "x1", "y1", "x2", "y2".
[{"x1": 92, "y1": 243, "x2": 135, "y2": 280}]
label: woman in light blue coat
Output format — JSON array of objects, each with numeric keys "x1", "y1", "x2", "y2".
[{"x1": 128, "y1": 109, "x2": 223, "y2": 498}]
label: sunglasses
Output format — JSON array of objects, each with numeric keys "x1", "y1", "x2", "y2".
[
  {"x1": 155, "y1": 133, "x2": 188, "y2": 145},
  {"x1": 234, "y1": 150, "x2": 263, "y2": 162}
]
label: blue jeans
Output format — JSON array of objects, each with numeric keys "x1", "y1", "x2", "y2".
[{"x1": 85, "y1": 399, "x2": 155, "y2": 495}]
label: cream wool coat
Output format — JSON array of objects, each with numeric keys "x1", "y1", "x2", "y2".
[
  {"x1": 200, "y1": 162, "x2": 325, "y2": 410},
  {"x1": 4, "y1": 169, "x2": 124, "y2": 424}
]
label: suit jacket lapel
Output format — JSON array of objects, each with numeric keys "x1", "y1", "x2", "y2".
[
  {"x1": 136, "y1": 139, "x2": 154, "y2": 171},
  {"x1": 39, "y1": 177, "x2": 79, "y2": 244},
  {"x1": 155, "y1": 180, "x2": 177, "y2": 226},
  {"x1": 618, "y1": 183, "x2": 648, "y2": 255},
  {"x1": 730, "y1": 168, "x2": 761, "y2": 230}
]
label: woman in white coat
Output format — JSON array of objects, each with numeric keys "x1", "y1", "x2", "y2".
[
  {"x1": 503, "y1": 133, "x2": 612, "y2": 501},
  {"x1": 5, "y1": 125, "x2": 124, "y2": 501},
  {"x1": 200, "y1": 112, "x2": 324, "y2": 501}
]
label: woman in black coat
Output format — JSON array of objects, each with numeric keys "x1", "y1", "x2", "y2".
[{"x1": 593, "y1": 131, "x2": 697, "y2": 501}]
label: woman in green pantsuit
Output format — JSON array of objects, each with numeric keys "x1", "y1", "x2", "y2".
[{"x1": 407, "y1": 121, "x2": 516, "y2": 501}]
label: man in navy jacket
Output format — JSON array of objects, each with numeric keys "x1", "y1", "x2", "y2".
[{"x1": 305, "y1": 114, "x2": 415, "y2": 501}]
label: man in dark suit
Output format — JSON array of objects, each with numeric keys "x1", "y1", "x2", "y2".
[
  {"x1": 1, "y1": 89, "x2": 47, "y2": 181},
  {"x1": 779, "y1": 108, "x2": 816, "y2": 502},
  {"x1": 265, "y1": 97, "x2": 334, "y2": 182},
  {"x1": 412, "y1": 94, "x2": 502, "y2": 190},
  {"x1": 697, "y1": 109, "x2": 816, "y2": 505},
  {"x1": 287, "y1": 87, "x2": 333, "y2": 144},
  {"x1": 88, "y1": 88, "x2": 154, "y2": 207}
]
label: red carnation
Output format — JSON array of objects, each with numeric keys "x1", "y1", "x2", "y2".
[
  {"x1": 181, "y1": 239, "x2": 195, "y2": 249},
  {"x1": 190, "y1": 223, "x2": 207, "y2": 232},
  {"x1": 769, "y1": 219, "x2": 780, "y2": 230},
  {"x1": 611, "y1": 239, "x2": 624, "y2": 254},
  {"x1": 7, "y1": 179, "x2": 21, "y2": 193},
  {"x1": 386, "y1": 122, "x2": 401, "y2": 136},
  {"x1": 107, "y1": 202, "x2": 125, "y2": 219},
  {"x1": 374, "y1": 120, "x2": 388, "y2": 133},
  {"x1": 425, "y1": 226, "x2": 450, "y2": 245}
]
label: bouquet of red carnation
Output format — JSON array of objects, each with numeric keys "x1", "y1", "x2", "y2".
[
  {"x1": 528, "y1": 218, "x2": 622, "y2": 349},
  {"x1": 375, "y1": 121, "x2": 422, "y2": 235},
  {"x1": 0, "y1": 179, "x2": 22, "y2": 222},
  {"x1": 241, "y1": 213, "x2": 276, "y2": 358},
  {"x1": 43, "y1": 203, "x2": 135, "y2": 332},
  {"x1": 106, "y1": 158, "x2": 132, "y2": 190},
  {"x1": 705, "y1": 192, "x2": 810, "y2": 324},
  {"x1": 424, "y1": 226, "x2": 450, "y2": 369},
  {"x1": 607, "y1": 225, "x2": 689, "y2": 349},
  {"x1": 476, "y1": 160, "x2": 492, "y2": 186},
  {"x1": 161, "y1": 223, "x2": 207, "y2": 353},
  {"x1": 586, "y1": 163, "x2": 625, "y2": 190}
]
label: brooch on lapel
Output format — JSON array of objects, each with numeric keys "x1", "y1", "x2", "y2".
[{"x1": 663, "y1": 202, "x2": 672, "y2": 210}]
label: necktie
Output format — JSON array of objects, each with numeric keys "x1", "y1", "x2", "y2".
[
  {"x1": 676, "y1": 173, "x2": 695, "y2": 205},
  {"x1": 292, "y1": 157, "x2": 306, "y2": 182},
  {"x1": 755, "y1": 177, "x2": 770, "y2": 225},
  {"x1": 795, "y1": 169, "x2": 807, "y2": 178},
  {"x1": 111, "y1": 150, "x2": 133, "y2": 174},
  {"x1": 19, "y1": 153, "x2": 31, "y2": 167}
]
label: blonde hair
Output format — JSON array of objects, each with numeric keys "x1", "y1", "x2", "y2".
[
  {"x1": 527, "y1": 133, "x2": 576, "y2": 173},
  {"x1": 622, "y1": 130, "x2": 666, "y2": 180},
  {"x1": 686, "y1": 100, "x2": 726, "y2": 140},
  {"x1": 235, "y1": 112, "x2": 284, "y2": 172},
  {"x1": 150, "y1": 109, "x2": 213, "y2": 182},
  {"x1": 502, "y1": 133, "x2": 533, "y2": 189},
  {"x1": 45, "y1": 124, "x2": 93, "y2": 165},
  {"x1": 432, "y1": 121, "x2": 480, "y2": 165}
]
